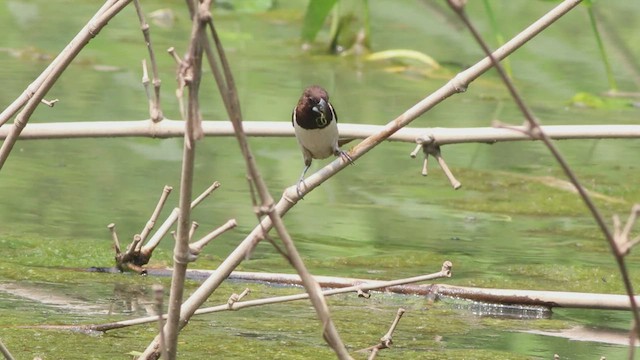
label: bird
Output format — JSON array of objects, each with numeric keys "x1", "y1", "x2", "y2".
[{"x1": 292, "y1": 85, "x2": 352, "y2": 197}]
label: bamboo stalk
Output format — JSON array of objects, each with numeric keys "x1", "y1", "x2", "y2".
[
  {"x1": 133, "y1": 0, "x2": 163, "y2": 121},
  {"x1": 141, "y1": 182, "x2": 220, "y2": 257},
  {"x1": 0, "y1": 0, "x2": 134, "y2": 171},
  {"x1": 162, "y1": 3, "x2": 206, "y2": 358},
  {"x1": 445, "y1": 0, "x2": 640, "y2": 353},
  {"x1": 199, "y1": 12, "x2": 352, "y2": 359},
  {"x1": 65, "y1": 263, "x2": 452, "y2": 333},
  {"x1": 139, "y1": 1, "x2": 584, "y2": 357},
  {"x1": 0, "y1": 0, "x2": 119, "y2": 127},
  {"x1": 2, "y1": 121, "x2": 639, "y2": 143},
  {"x1": 221, "y1": 270, "x2": 640, "y2": 311}
]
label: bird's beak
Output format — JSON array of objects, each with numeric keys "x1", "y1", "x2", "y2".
[{"x1": 312, "y1": 98, "x2": 326, "y2": 114}]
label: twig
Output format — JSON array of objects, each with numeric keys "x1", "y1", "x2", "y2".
[
  {"x1": 220, "y1": 270, "x2": 640, "y2": 310},
  {"x1": 188, "y1": 221, "x2": 199, "y2": 241},
  {"x1": 360, "y1": 308, "x2": 405, "y2": 359},
  {"x1": 421, "y1": 143, "x2": 461, "y2": 189},
  {"x1": 139, "y1": 2, "x2": 586, "y2": 357},
  {"x1": 189, "y1": 219, "x2": 237, "y2": 256},
  {"x1": 0, "y1": 0, "x2": 119, "y2": 127},
  {"x1": 142, "y1": 181, "x2": 220, "y2": 256},
  {"x1": 57, "y1": 263, "x2": 451, "y2": 333},
  {"x1": 203, "y1": 11, "x2": 352, "y2": 360},
  {"x1": 0, "y1": 0, "x2": 134, "y2": 171},
  {"x1": 139, "y1": 185, "x2": 173, "y2": 246},
  {"x1": 444, "y1": 0, "x2": 640, "y2": 352},
  {"x1": 107, "y1": 223, "x2": 121, "y2": 254},
  {"x1": 133, "y1": 0, "x2": 163, "y2": 121},
  {"x1": 0, "y1": 338, "x2": 15, "y2": 360},
  {"x1": 227, "y1": 288, "x2": 250, "y2": 309},
  {"x1": 40, "y1": 98, "x2": 59, "y2": 107},
  {"x1": 613, "y1": 205, "x2": 640, "y2": 255}
]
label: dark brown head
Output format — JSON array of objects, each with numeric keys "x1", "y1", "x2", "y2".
[{"x1": 292, "y1": 85, "x2": 337, "y2": 130}]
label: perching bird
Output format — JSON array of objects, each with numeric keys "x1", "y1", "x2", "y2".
[{"x1": 292, "y1": 85, "x2": 352, "y2": 197}]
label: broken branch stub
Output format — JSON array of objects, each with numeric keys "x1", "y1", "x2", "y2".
[
  {"x1": 110, "y1": 182, "x2": 223, "y2": 273},
  {"x1": 411, "y1": 139, "x2": 461, "y2": 189}
]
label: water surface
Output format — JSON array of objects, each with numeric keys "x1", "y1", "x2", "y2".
[{"x1": 1, "y1": 1, "x2": 639, "y2": 359}]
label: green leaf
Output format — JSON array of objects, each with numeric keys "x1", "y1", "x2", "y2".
[
  {"x1": 366, "y1": 49, "x2": 441, "y2": 69},
  {"x1": 301, "y1": 0, "x2": 339, "y2": 42}
]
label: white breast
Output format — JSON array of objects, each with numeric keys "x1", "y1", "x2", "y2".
[{"x1": 293, "y1": 118, "x2": 338, "y2": 160}]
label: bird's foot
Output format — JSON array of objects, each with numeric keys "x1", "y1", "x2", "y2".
[
  {"x1": 296, "y1": 179, "x2": 305, "y2": 199},
  {"x1": 337, "y1": 149, "x2": 354, "y2": 165}
]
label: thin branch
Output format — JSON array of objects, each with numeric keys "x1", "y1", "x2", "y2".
[
  {"x1": 614, "y1": 204, "x2": 640, "y2": 255},
  {"x1": 421, "y1": 143, "x2": 461, "y2": 189},
  {"x1": 107, "y1": 223, "x2": 121, "y2": 254},
  {"x1": 138, "y1": 2, "x2": 586, "y2": 357},
  {"x1": 0, "y1": 0, "x2": 119, "y2": 127},
  {"x1": 189, "y1": 219, "x2": 237, "y2": 256},
  {"x1": 227, "y1": 288, "x2": 251, "y2": 309},
  {"x1": 0, "y1": 0, "x2": 134, "y2": 171},
  {"x1": 201, "y1": 12, "x2": 351, "y2": 359},
  {"x1": 0, "y1": 338, "x2": 15, "y2": 360},
  {"x1": 56, "y1": 263, "x2": 451, "y2": 333},
  {"x1": 141, "y1": 181, "x2": 220, "y2": 256},
  {"x1": 360, "y1": 308, "x2": 405, "y2": 359},
  {"x1": 139, "y1": 185, "x2": 173, "y2": 246},
  {"x1": 445, "y1": 0, "x2": 640, "y2": 350},
  {"x1": 133, "y1": 0, "x2": 163, "y2": 121},
  {"x1": 40, "y1": 98, "x2": 59, "y2": 107}
]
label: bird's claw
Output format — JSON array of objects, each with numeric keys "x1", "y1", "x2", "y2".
[
  {"x1": 338, "y1": 150, "x2": 354, "y2": 165},
  {"x1": 296, "y1": 179, "x2": 305, "y2": 199}
]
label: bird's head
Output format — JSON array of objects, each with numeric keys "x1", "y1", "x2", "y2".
[{"x1": 293, "y1": 85, "x2": 335, "y2": 130}]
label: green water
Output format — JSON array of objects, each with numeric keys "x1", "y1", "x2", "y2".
[{"x1": 1, "y1": 0, "x2": 640, "y2": 359}]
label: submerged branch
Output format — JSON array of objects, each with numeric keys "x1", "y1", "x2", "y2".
[
  {"x1": 221, "y1": 270, "x2": 640, "y2": 311},
  {"x1": 41, "y1": 263, "x2": 451, "y2": 333}
]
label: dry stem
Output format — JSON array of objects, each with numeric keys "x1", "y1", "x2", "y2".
[
  {"x1": 0, "y1": 338, "x2": 15, "y2": 360},
  {"x1": 190, "y1": 219, "x2": 237, "y2": 256},
  {"x1": 139, "y1": 185, "x2": 173, "y2": 245},
  {"x1": 3, "y1": 121, "x2": 640, "y2": 143},
  {"x1": 139, "y1": 2, "x2": 581, "y2": 357},
  {"x1": 172, "y1": 10, "x2": 352, "y2": 359},
  {"x1": 613, "y1": 205, "x2": 640, "y2": 255},
  {"x1": 445, "y1": 0, "x2": 640, "y2": 352},
  {"x1": 162, "y1": 1, "x2": 207, "y2": 356},
  {"x1": 0, "y1": 0, "x2": 119, "y2": 127},
  {"x1": 0, "y1": 0, "x2": 134, "y2": 171},
  {"x1": 62, "y1": 263, "x2": 451, "y2": 333},
  {"x1": 142, "y1": 181, "x2": 220, "y2": 257},
  {"x1": 133, "y1": 0, "x2": 163, "y2": 122},
  {"x1": 361, "y1": 308, "x2": 406, "y2": 360}
]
